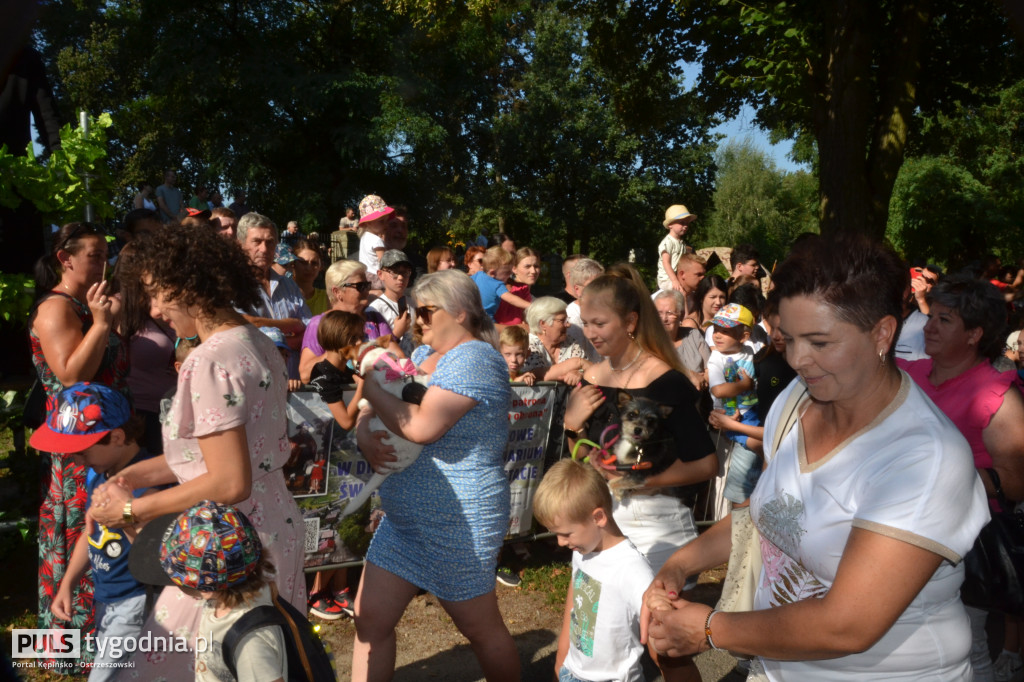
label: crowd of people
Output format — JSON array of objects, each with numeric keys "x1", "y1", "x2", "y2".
[{"x1": 21, "y1": 188, "x2": 1024, "y2": 681}]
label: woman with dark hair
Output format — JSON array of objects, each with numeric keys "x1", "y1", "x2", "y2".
[
  {"x1": 696, "y1": 274, "x2": 728, "y2": 331},
  {"x1": 112, "y1": 237, "x2": 176, "y2": 456},
  {"x1": 133, "y1": 181, "x2": 155, "y2": 211},
  {"x1": 352, "y1": 269, "x2": 519, "y2": 681},
  {"x1": 563, "y1": 268, "x2": 717, "y2": 681},
  {"x1": 28, "y1": 221, "x2": 128, "y2": 672},
  {"x1": 89, "y1": 224, "x2": 306, "y2": 680},
  {"x1": 899, "y1": 275, "x2": 1024, "y2": 680},
  {"x1": 643, "y1": 237, "x2": 989, "y2": 681},
  {"x1": 495, "y1": 246, "x2": 541, "y2": 325}
]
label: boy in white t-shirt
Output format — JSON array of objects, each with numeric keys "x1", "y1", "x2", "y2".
[
  {"x1": 708, "y1": 302, "x2": 762, "y2": 453},
  {"x1": 534, "y1": 459, "x2": 653, "y2": 682},
  {"x1": 367, "y1": 249, "x2": 414, "y2": 355},
  {"x1": 655, "y1": 204, "x2": 697, "y2": 292}
]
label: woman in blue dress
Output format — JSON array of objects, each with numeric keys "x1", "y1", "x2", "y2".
[{"x1": 352, "y1": 268, "x2": 520, "y2": 681}]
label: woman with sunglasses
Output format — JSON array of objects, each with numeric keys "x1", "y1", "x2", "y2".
[
  {"x1": 464, "y1": 245, "x2": 486, "y2": 276},
  {"x1": 88, "y1": 223, "x2": 306, "y2": 680},
  {"x1": 298, "y1": 259, "x2": 394, "y2": 383},
  {"x1": 28, "y1": 222, "x2": 128, "y2": 671},
  {"x1": 351, "y1": 269, "x2": 519, "y2": 682}
]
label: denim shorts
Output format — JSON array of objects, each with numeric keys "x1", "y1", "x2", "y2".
[{"x1": 723, "y1": 440, "x2": 762, "y2": 504}]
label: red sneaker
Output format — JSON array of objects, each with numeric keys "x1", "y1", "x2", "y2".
[
  {"x1": 308, "y1": 594, "x2": 344, "y2": 621},
  {"x1": 333, "y1": 588, "x2": 355, "y2": 618}
]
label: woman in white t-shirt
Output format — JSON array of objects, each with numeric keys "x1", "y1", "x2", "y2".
[{"x1": 641, "y1": 236, "x2": 990, "y2": 681}]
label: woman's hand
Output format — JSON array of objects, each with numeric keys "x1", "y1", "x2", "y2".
[
  {"x1": 562, "y1": 371, "x2": 582, "y2": 387},
  {"x1": 85, "y1": 279, "x2": 114, "y2": 330},
  {"x1": 363, "y1": 431, "x2": 398, "y2": 473},
  {"x1": 88, "y1": 477, "x2": 133, "y2": 528},
  {"x1": 646, "y1": 599, "x2": 711, "y2": 658},
  {"x1": 564, "y1": 383, "x2": 604, "y2": 430},
  {"x1": 355, "y1": 405, "x2": 398, "y2": 473}
]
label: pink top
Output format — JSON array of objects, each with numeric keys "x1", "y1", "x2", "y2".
[
  {"x1": 126, "y1": 319, "x2": 176, "y2": 412},
  {"x1": 494, "y1": 282, "x2": 531, "y2": 325},
  {"x1": 901, "y1": 359, "x2": 1014, "y2": 471}
]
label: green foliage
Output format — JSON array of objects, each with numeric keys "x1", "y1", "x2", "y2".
[
  {"x1": 700, "y1": 140, "x2": 817, "y2": 265},
  {"x1": 0, "y1": 275, "x2": 35, "y2": 328},
  {"x1": 36, "y1": 0, "x2": 717, "y2": 260},
  {"x1": 521, "y1": 560, "x2": 571, "y2": 608},
  {"x1": 0, "y1": 113, "x2": 115, "y2": 226},
  {"x1": 677, "y1": 0, "x2": 1023, "y2": 238}
]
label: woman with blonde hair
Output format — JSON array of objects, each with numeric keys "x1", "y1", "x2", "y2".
[
  {"x1": 563, "y1": 268, "x2": 717, "y2": 682},
  {"x1": 298, "y1": 259, "x2": 393, "y2": 383},
  {"x1": 352, "y1": 269, "x2": 517, "y2": 681}
]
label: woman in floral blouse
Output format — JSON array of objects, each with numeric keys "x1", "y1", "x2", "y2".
[{"x1": 90, "y1": 224, "x2": 305, "y2": 680}]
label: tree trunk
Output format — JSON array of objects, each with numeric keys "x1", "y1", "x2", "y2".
[{"x1": 817, "y1": 0, "x2": 930, "y2": 241}]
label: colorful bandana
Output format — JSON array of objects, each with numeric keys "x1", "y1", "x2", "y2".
[{"x1": 159, "y1": 501, "x2": 262, "y2": 591}]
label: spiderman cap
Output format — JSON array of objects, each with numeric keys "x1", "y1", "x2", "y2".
[{"x1": 29, "y1": 382, "x2": 131, "y2": 454}]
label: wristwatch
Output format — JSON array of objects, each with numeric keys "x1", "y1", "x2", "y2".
[{"x1": 122, "y1": 500, "x2": 137, "y2": 526}]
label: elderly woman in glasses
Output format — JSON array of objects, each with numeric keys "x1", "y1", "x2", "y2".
[
  {"x1": 299, "y1": 259, "x2": 394, "y2": 383},
  {"x1": 351, "y1": 269, "x2": 520, "y2": 682},
  {"x1": 521, "y1": 295, "x2": 596, "y2": 385}
]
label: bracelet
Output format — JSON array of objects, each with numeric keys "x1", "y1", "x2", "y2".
[
  {"x1": 122, "y1": 500, "x2": 137, "y2": 526},
  {"x1": 704, "y1": 608, "x2": 722, "y2": 651},
  {"x1": 564, "y1": 423, "x2": 586, "y2": 439}
]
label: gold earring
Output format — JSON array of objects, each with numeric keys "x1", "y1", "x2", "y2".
[{"x1": 878, "y1": 350, "x2": 886, "y2": 365}]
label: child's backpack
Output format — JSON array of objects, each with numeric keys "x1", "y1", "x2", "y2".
[{"x1": 222, "y1": 590, "x2": 336, "y2": 682}]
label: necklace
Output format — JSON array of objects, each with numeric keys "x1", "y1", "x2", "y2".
[
  {"x1": 618, "y1": 353, "x2": 647, "y2": 389},
  {"x1": 611, "y1": 344, "x2": 644, "y2": 372}
]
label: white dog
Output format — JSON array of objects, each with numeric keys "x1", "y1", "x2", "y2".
[{"x1": 339, "y1": 340, "x2": 427, "y2": 518}]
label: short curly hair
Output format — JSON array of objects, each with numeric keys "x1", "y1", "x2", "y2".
[{"x1": 117, "y1": 224, "x2": 262, "y2": 318}]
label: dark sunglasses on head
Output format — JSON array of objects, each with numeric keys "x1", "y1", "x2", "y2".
[
  {"x1": 340, "y1": 281, "x2": 371, "y2": 293},
  {"x1": 415, "y1": 305, "x2": 439, "y2": 322}
]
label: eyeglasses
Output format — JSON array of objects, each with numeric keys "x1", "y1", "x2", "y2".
[
  {"x1": 415, "y1": 305, "x2": 439, "y2": 322},
  {"x1": 56, "y1": 222, "x2": 98, "y2": 253},
  {"x1": 382, "y1": 267, "x2": 412, "y2": 278},
  {"x1": 295, "y1": 257, "x2": 322, "y2": 269},
  {"x1": 340, "y1": 281, "x2": 371, "y2": 293}
]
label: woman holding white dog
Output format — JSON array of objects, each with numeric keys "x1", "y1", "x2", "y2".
[{"x1": 351, "y1": 268, "x2": 520, "y2": 682}]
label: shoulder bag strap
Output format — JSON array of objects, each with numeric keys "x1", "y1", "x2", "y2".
[{"x1": 768, "y1": 382, "x2": 808, "y2": 464}]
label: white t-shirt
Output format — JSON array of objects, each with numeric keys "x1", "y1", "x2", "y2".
[
  {"x1": 195, "y1": 584, "x2": 288, "y2": 682},
  {"x1": 368, "y1": 293, "x2": 414, "y2": 356},
  {"x1": 564, "y1": 538, "x2": 653, "y2": 682},
  {"x1": 750, "y1": 374, "x2": 989, "y2": 681},
  {"x1": 358, "y1": 232, "x2": 385, "y2": 275},
  {"x1": 708, "y1": 347, "x2": 757, "y2": 417},
  {"x1": 656, "y1": 234, "x2": 687, "y2": 290},
  {"x1": 895, "y1": 309, "x2": 929, "y2": 361}
]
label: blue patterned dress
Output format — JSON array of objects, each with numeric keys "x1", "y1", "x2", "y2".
[{"x1": 366, "y1": 340, "x2": 511, "y2": 600}]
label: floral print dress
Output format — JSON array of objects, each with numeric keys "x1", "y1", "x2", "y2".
[
  {"x1": 125, "y1": 325, "x2": 305, "y2": 680},
  {"x1": 29, "y1": 291, "x2": 129, "y2": 674}
]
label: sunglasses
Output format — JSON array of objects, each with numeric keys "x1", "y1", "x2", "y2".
[
  {"x1": 56, "y1": 222, "x2": 99, "y2": 253},
  {"x1": 415, "y1": 305, "x2": 439, "y2": 322},
  {"x1": 340, "y1": 281, "x2": 371, "y2": 293}
]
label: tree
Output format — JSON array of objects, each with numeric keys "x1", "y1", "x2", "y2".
[
  {"x1": 887, "y1": 79, "x2": 1024, "y2": 267},
  {"x1": 700, "y1": 139, "x2": 817, "y2": 266},
  {"x1": 677, "y1": 0, "x2": 1024, "y2": 241},
  {"x1": 34, "y1": 0, "x2": 719, "y2": 265}
]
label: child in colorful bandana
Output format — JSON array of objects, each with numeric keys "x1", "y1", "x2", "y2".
[
  {"x1": 157, "y1": 501, "x2": 286, "y2": 682},
  {"x1": 32, "y1": 382, "x2": 153, "y2": 681}
]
